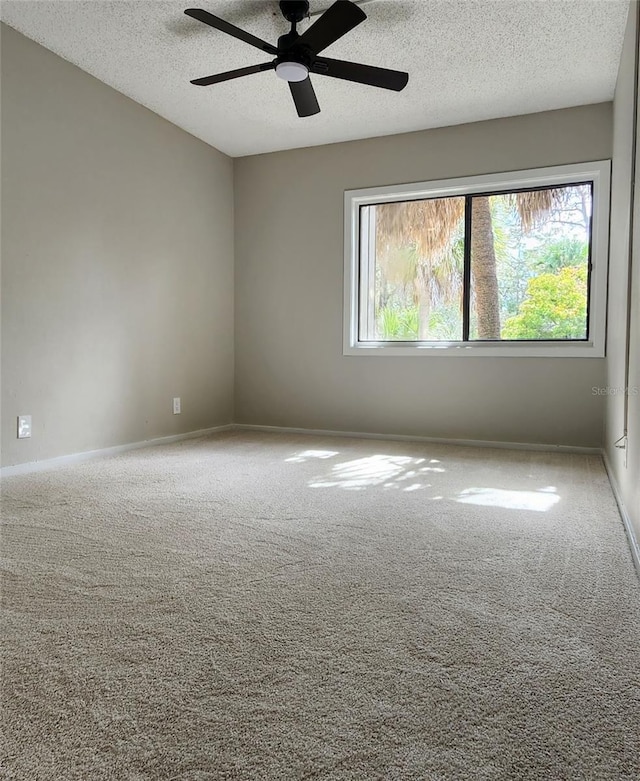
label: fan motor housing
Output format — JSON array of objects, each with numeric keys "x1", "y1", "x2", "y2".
[
  {"x1": 279, "y1": 1, "x2": 310, "y2": 24},
  {"x1": 277, "y1": 31, "x2": 313, "y2": 68}
]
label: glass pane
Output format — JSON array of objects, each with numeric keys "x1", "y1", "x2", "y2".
[
  {"x1": 469, "y1": 184, "x2": 591, "y2": 341},
  {"x1": 361, "y1": 196, "x2": 466, "y2": 341}
]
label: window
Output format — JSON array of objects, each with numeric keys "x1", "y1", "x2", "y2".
[{"x1": 344, "y1": 161, "x2": 610, "y2": 357}]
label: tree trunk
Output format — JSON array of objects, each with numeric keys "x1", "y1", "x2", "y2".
[{"x1": 471, "y1": 196, "x2": 501, "y2": 339}]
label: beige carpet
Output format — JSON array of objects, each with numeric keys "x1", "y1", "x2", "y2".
[{"x1": 2, "y1": 431, "x2": 640, "y2": 780}]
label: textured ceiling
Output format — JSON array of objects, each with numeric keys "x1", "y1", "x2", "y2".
[{"x1": 0, "y1": 0, "x2": 630, "y2": 157}]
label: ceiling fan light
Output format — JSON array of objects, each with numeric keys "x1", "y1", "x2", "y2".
[{"x1": 275, "y1": 61, "x2": 309, "y2": 82}]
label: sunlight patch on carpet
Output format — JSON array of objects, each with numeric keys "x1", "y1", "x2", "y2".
[
  {"x1": 455, "y1": 486, "x2": 561, "y2": 512},
  {"x1": 307, "y1": 454, "x2": 442, "y2": 490},
  {"x1": 285, "y1": 449, "x2": 340, "y2": 463}
]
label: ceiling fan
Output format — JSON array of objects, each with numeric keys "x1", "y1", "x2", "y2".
[{"x1": 184, "y1": 0, "x2": 409, "y2": 117}]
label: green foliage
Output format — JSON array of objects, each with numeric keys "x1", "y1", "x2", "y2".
[
  {"x1": 377, "y1": 305, "x2": 419, "y2": 340},
  {"x1": 377, "y1": 303, "x2": 462, "y2": 341},
  {"x1": 427, "y1": 305, "x2": 462, "y2": 340},
  {"x1": 526, "y1": 237, "x2": 588, "y2": 273},
  {"x1": 502, "y1": 265, "x2": 588, "y2": 339}
]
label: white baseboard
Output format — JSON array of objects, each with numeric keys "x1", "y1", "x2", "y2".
[
  {"x1": 602, "y1": 452, "x2": 640, "y2": 576},
  {"x1": 0, "y1": 424, "x2": 234, "y2": 478},
  {"x1": 234, "y1": 423, "x2": 602, "y2": 454},
  {"x1": 0, "y1": 419, "x2": 604, "y2": 473}
]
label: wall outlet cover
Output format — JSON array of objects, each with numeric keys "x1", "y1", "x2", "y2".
[
  {"x1": 18, "y1": 415, "x2": 32, "y2": 439},
  {"x1": 173, "y1": 397, "x2": 181, "y2": 414}
]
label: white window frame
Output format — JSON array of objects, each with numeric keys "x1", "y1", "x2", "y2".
[{"x1": 343, "y1": 161, "x2": 611, "y2": 358}]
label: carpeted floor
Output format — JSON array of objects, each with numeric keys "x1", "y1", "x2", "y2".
[{"x1": 1, "y1": 431, "x2": 640, "y2": 780}]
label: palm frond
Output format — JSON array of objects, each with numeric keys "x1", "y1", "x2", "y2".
[
  {"x1": 508, "y1": 189, "x2": 565, "y2": 233},
  {"x1": 375, "y1": 197, "x2": 465, "y2": 258}
]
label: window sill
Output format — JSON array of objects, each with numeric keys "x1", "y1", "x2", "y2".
[{"x1": 343, "y1": 340, "x2": 605, "y2": 358}]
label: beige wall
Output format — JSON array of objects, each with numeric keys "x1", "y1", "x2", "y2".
[
  {"x1": 234, "y1": 105, "x2": 612, "y2": 447},
  {"x1": 606, "y1": 1, "x2": 640, "y2": 538},
  {"x1": 1, "y1": 25, "x2": 234, "y2": 467},
  {"x1": 0, "y1": 24, "x2": 621, "y2": 465}
]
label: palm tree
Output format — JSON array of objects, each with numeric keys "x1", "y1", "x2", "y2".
[
  {"x1": 470, "y1": 196, "x2": 500, "y2": 338},
  {"x1": 375, "y1": 197, "x2": 465, "y2": 339},
  {"x1": 376, "y1": 189, "x2": 565, "y2": 339}
]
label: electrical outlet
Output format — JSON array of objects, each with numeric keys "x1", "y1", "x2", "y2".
[
  {"x1": 614, "y1": 434, "x2": 629, "y2": 468},
  {"x1": 173, "y1": 397, "x2": 181, "y2": 415},
  {"x1": 17, "y1": 415, "x2": 32, "y2": 439}
]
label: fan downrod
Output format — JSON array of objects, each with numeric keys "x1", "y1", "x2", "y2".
[{"x1": 279, "y1": 1, "x2": 310, "y2": 25}]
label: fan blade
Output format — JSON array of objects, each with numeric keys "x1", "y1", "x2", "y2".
[
  {"x1": 296, "y1": 1, "x2": 366, "y2": 55},
  {"x1": 312, "y1": 56, "x2": 408, "y2": 91},
  {"x1": 289, "y1": 78, "x2": 320, "y2": 117},
  {"x1": 184, "y1": 9, "x2": 278, "y2": 55},
  {"x1": 191, "y1": 62, "x2": 275, "y2": 86}
]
